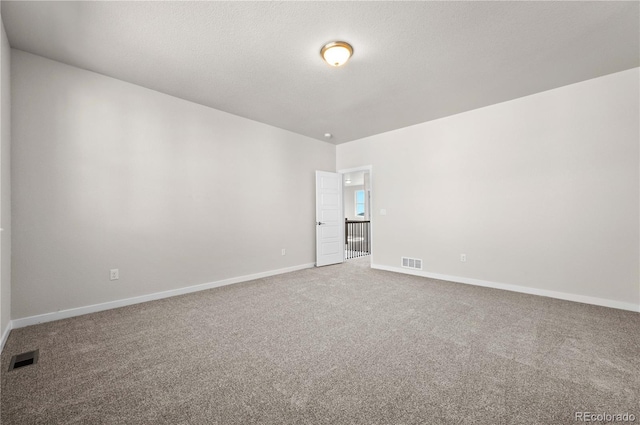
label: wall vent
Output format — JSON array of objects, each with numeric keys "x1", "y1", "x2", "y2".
[
  {"x1": 401, "y1": 257, "x2": 423, "y2": 270},
  {"x1": 8, "y1": 350, "x2": 39, "y2": 371}
]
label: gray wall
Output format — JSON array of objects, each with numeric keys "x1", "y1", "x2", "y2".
[
  {"x1": 338, "y1": 68, "x2": 640, "y2": 308},
  {"x1": 12, "y1": 50, "x2": 335, "y2": 319},
  {"x1": 1, "y1": 16, "x2": 11, "y2": 341}
]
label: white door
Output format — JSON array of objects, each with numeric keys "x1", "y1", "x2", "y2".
[{"x1": 315, "y1": 171, "x2": 344, "y2": 267}]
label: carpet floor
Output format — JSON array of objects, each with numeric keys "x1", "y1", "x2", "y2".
[{"x1": 1, "y1": 257, "x2": 638, "y2": 424}]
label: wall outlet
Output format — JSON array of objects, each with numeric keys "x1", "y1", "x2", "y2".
[
  {"x1": 281, "y1": 249, "x2": 286, "y2": 256},
  {"x1": 110, "y1": 269, "x2": 119, "y2": 280},
  {"x1": 460, "y1": 254, "x2": 467, "y2": 263}
]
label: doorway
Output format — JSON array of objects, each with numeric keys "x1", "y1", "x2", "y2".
[{"x1": 340, "y1": 166, "x2": 372, "y2": 262}]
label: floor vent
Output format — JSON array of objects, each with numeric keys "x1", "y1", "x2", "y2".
[
  {"x1": 8, "y1": 350, "x2": 39, "y2": 371},
  {"x1": 401, "y1": 257, "x2": 423, "y2": 270}
]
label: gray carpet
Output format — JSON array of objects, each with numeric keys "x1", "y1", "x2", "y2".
[{"x1": 1, "y1": 257, "x2": 639, "y2": 424}]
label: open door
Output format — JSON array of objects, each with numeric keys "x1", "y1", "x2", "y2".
[{"x1": 315, "y1": 171, "x2": 344, "y2": 267}]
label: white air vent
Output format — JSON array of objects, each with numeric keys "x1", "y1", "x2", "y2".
[{"x1": 401, "y1": 257, "x2": 422, "y2": 270}]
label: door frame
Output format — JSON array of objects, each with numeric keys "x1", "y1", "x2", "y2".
[{"x1": 339, "y1": 165, "x2": 373, "y2": 266}]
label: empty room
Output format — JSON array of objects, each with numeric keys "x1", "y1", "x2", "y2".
[{"x1": 0, "y1": 1, "x2": 638, "y2": 424}]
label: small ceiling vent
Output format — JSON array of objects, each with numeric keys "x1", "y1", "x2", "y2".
[
  {"x1": 8, "y1": 350, "x2": 39, "y2": 371},
  {"x1": 401, "y1": 257, "x2": 422, "y2": 270}
]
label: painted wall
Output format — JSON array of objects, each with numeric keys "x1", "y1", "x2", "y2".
[
  {"x1": 337, "y1": 68, "x2": 640, "y2": 310},
  {"x1": 344, "y1": 185, "x2": 364, "y2": 220},
  {"x1": 1, "y1": 16, "x2": 11, "y2": 343},
  {"x1": 11, "y1": 50, "x2": 335, "y2": 320}
]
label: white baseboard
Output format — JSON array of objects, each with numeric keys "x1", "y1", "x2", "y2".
[
  {"x1": 1, "y1": 321, "x2": 12, "y2": 353},
  {"x1": 372, "y1": 264, "x2": 640, "y2": 313},
  {"x1": 11, "y1": 263, "x2": 315, "y2": 329},
  {"x1": 8, "y1": 261, "x2": 638, "y2": 335}
]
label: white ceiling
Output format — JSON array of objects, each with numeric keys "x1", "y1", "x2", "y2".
[
  {"x1": 2, "y1": 1, "x2": 638, "y2": 145},
  {"x1": 344, "y1": 171, "x2": 366, "y2": 187}
]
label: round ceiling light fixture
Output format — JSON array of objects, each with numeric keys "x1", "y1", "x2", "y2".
[{"x1": 321, "y1": 41, "x2": 353, "y2": 67}]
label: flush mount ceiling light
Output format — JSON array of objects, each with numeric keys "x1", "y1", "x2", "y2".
[{"x1": 321, "y1": 41, "x2": 353, "y2": 67}]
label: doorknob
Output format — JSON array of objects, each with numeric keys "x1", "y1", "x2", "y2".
[{"x1": 317, "y1": 222, "x2": 325, "y2": 225}]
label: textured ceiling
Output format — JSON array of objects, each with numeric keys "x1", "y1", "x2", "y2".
[{"x1": 2, "y1": 1, "x2": 638, "y2": 144}]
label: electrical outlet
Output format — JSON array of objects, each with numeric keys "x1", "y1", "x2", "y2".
[
  {"x1": 281, "y1": 249, "x2": 286, "y2": 256},
  {"x1": 110, "y1": 269, "x2": 119, "y2": 280},
  {"x1": 460, "y1": 254, "x2": 467, "y2": 263}
]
